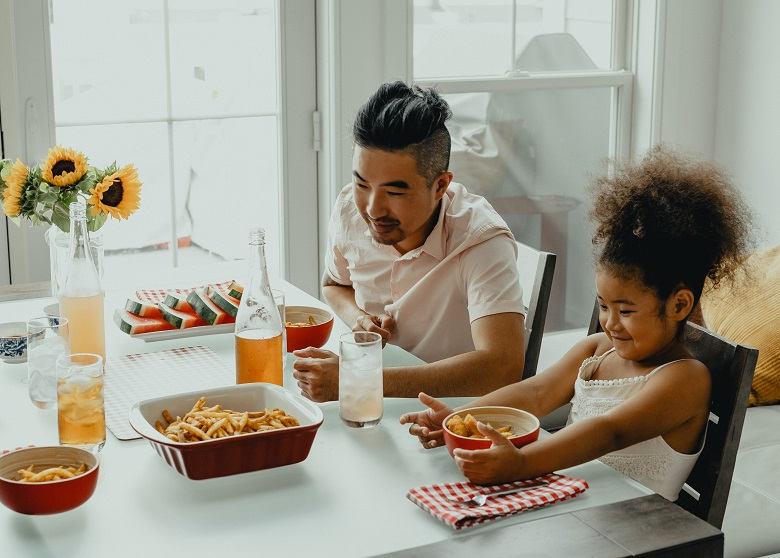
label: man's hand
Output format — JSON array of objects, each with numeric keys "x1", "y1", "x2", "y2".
[
  {"x1": 292, "y1": 347, "x2": 340, "y2": 402},
  {"x1": 353, "y1": 313, "x2": 396, "y2": 347},
  {"x1": 453, "y1": 422, "x2": 527, "y2": 484},
  {"x1": 399, "y1": 392, "x2": 453, "y2": 449}
]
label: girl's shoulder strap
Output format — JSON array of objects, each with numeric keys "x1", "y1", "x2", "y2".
[{"x1": 646, "y1": 358, "x2": 700, "y2": 377}]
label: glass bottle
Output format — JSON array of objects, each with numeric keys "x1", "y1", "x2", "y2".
[
  {"x1": 58, "y1": 201, "x2": 106, "y2": 361},
  {"x1": 234, "y1": 227, "x2": 284, "y2": 385}
]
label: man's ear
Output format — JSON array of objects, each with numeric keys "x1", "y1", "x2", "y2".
[
  {"x1": 669, "y1": 287, "x2": 695, "y2": 322},
  {"x1": 433, "y1": 171, "x2": 453, "y2": 199}
]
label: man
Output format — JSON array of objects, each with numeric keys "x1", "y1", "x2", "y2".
[{"x1": 293, "y1": 81, "x2": 525, "y2": 402}]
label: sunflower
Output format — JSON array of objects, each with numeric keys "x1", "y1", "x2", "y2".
[
  {"x1": 1, "y1": 159, "x2": 29, "y2": 217},
  {"x1": 41, "y1": 146, "x2": 88, "y2": 187},
  {"x1": 88, "y1": 164, "x2": 141, "y2": 219}
]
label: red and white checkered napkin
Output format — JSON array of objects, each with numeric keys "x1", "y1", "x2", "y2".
[
  {"x1": 134, "y1": 280, "x2": 233, "y2": 304},
  {"x1": 406, "y1": 473, "x2": 589, "y2": 531}
]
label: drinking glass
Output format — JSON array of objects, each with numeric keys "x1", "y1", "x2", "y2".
[
  {"x1": 339, "y1": 332, "x2": 383, "y2": 428},
  {"x1": 56, "y1": 353, "x2": 106, "y2": 451},
  {"x1": 27, "y1": 316, "x2": 70, "y2": 409}
]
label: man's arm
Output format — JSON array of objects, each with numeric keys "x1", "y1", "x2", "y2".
[
  {"x1": 321, "y1": 270, "x2": 368, "y2": 329},
  {"x1": 383, "y1": 311, "x2": 525, "y2": 397},
  {"x1": 321, "y1": 270, "x2": 394, "y2": 341}
]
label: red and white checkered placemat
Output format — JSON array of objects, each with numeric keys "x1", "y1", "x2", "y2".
[
  {"x1": 104, "y1": 345, "x2": 232, "y2": 440},
  {"x1": 134, "y1": 280, "x2": 233, "y2": 304},
  {"x1": 407, "y1": 473, "x2": 588, "y2": 530}
]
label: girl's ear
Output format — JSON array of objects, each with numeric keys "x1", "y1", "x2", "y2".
[{"x1": 669, "y1": 288, "x2": 695, "y2": 322}]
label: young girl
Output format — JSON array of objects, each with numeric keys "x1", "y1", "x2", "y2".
[{"x1": 400, "y1": 147, "x2": 753, "y2": 501}]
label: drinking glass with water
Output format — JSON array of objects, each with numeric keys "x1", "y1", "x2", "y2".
[
  {"x1": 339, "y1": 331, "x2": 383, "y2": 428},
  {"x1": 26, "y1": 316, "x2": 69, "y2": 409}
]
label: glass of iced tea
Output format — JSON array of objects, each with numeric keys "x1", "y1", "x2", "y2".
[{"x1": 56, "y1": 353, "x2": 106, "y2": 451}]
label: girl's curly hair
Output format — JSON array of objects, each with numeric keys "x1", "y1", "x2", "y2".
[{"x1": 589, "y1": 146, "x2": 754, "y2": 305}]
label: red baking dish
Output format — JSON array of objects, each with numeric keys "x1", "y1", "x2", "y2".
[
  {"x1": 0, "y1": 446, "x2": 99, "y2": 514},
  {"x1": 128, "y1": 383, "x2": 323, "y2": 480}
]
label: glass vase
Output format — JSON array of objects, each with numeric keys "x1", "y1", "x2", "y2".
[{"x1": 45, "y1": 224, "x2": 104, "y2": 297}]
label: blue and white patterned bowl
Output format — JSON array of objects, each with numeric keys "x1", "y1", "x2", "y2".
[{"x1": 0, "y1": 322, "x2": 28, "y2": 364}]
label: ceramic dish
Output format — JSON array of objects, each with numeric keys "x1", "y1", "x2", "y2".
[
  {"x1": 442, "y1": 406, "x2": 540, "y2": 455},
  {"x1": 284, "y1": 306, "x2": 334, "y2": 352},
  {"x1": 0, "y1": 322, "x2": 28, "y2": 364},
  {"x1": 129, "y1": 383, "x2": 324, "y2": 480},
  {"x1": 0, "y1": 446, "x2": 99, "y2": 514}
]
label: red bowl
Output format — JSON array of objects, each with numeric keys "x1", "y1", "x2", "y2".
[
  {"x1": 0, "y1": 446, "x2": 99, "y2": 514},
  {"x1": 442, "y1": 406, "x2": 540, "y2": 455},
  {"x1": 129, "y1": 383, "x2": 324, "y2": 480},
  {"x1": 285, "y1": 306, "x2": 334, "y2": 352}
]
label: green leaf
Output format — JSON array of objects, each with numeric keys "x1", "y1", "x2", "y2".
[
  {"x1": 52, "y1": 202, "x2": 71, "y2": 233},
  {"x1": 87, "y1": 212, "x2": 107, "y2": 232}
]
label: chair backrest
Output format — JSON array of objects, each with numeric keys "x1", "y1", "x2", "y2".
[
  {"x1": 586, "y1": 300, "x2": 758, "y2": 528},
  {"x1": 516, "y1": 242, "x2": 556, "y2": 379}
]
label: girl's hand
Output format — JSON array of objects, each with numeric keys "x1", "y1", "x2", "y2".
[
  {"x1": 399, "y1": 392, "x2": 453, "y2": 449},
  {"x1": 453, "y1": 422, "x2": 527, "y2": 484}
]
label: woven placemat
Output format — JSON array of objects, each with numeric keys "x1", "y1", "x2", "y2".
[{"x1": 104, "y1": 345, "x2": 232, "y2": 440}]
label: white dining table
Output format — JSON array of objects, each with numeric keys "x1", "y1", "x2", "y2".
[{"x1": 0, "y1": 261, "x2": 652, "y2": 558}]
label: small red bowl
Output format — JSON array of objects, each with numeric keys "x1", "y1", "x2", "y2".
[
  {"x1": 285, "y1": 306, "x2": 334, "y2": 352},
  {"x1": 442, "y1": 406, "x2": 540, "y2": 456},
  {"x1": 0, "y1": 446, "x2": 99, "y2": 514}
]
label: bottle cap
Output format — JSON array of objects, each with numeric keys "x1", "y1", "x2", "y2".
[{"x1": 248, "y1": 226, "x2": 266, "y2": 244}]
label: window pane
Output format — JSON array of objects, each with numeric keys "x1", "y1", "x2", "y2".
[
  {"x1": 168, "y1": 0, "x2": 277, "y2": 118},
  {"x1": 413, "y1": 0, "x2": 614, "y2": 79},
  {"x1": 445, "y1": 87, "x2": 613, "y2": 330},
  {"x1": 49, "y1": 0, "x2": 281, "y2": 284},
  {"x1": 172, "y1": 116, "x2": 281, "y2": 277}
]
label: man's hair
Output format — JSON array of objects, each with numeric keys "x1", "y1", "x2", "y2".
[{"x1": 353, "y1": 81, "x2": 452, "y2": 183}]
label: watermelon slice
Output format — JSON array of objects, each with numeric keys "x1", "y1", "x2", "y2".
[
  {"x1": 114, "y1": 310, "x2": 175, "y2": 335},
  {"x1": 159, "y1": 303, "x2": 206, "y2": 329},
  {"x1": 187, "y1": 289, "x2": 234, "y2": 325},
  {"x1": 163, "y1": 291, "x2": 194, "y2": 313},
  {"x1": 208, "y1": 287, "x2": 241, "y2": 318},
  {"x1": 125, "y1": 297, "x2": 163, "y2": 319},
  {"x1": 227, "y1": 281, "x2": 243, "y2": 300}
]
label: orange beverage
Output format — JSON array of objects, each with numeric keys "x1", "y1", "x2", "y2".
[
  {"x1": 235, "y1": 330, "x2": 283, "y2": 385},
  {"x1": 59, "y1": 292, "x2": 106, "y2": 361},
  {"x1": 57, "y1": 374, "x2": 106, "y2": 448}
]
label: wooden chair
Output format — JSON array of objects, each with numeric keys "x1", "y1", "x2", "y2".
[
  {"x1": 515, "y1": 241, "x2": 556, "y2": 379},
  {"x1": 586, "y1": 300, "x2": 758, "y2": 528}
]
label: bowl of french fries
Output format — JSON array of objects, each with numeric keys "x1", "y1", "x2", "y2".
[
  {"x1": 0, "y1": 446, "x2": 99, "y2": 514},
  {"x1": 441, "y1": 406, "x2": 540, "y2": 455},
  {"x1": 128, "y1": 382, "x2": 324, "y2": 480},
  {"x1": 284, "y1": 305, "x2": 334, "y2": 352}
]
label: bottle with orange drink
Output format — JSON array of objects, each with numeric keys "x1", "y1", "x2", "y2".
[
  {"x1": 235, "y1": 227, "x2": 284, "y2": 385},
  {"x1": 59, "y1": 201, "x2": 105, "y2": 361}
]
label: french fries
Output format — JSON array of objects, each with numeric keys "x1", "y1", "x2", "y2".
[
  {"x1": 446, "y1": 414, "x2": 515, "y2": 439},
  {"x1": 155, "y1": 397, "x2": 300, "y2": 443},
  {"x1": 17, "y1": 463, "x2": 87, "y2": 483},
  {"x1": 285, "y1": 315, "x2": 317, "y2": 327}
]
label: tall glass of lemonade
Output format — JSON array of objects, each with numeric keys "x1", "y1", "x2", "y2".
[{"x1": 234, "y1": 227, "x2": 284, "y2": 385}]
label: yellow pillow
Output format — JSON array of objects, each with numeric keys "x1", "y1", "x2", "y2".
[{"x1": 701, "y1": 246, "x2": 780, "y2": 406}]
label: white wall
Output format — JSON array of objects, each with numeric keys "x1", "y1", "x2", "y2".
[{"x1": 714, "y1": 0, "x2": 780, "y2": 247}]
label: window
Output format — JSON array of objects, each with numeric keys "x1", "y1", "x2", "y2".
[
  {"x1": 413, "y1": 0, "x2": 632, "y2": 330},
  {"x1": 1, "y1": 0, "x2": 318, "y2": 291}
]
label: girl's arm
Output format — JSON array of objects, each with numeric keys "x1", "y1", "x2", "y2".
[
  {"x1": 465, "y1": 333, "x2": 607, "y2": 417},
  {"x1": 455, "y1": 358, "x2": 711, "y2": 484}
]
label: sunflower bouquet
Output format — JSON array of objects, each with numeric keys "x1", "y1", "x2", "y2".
[{"x1": 0, "y1": 146, "x2": 141, "y2": 232}]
